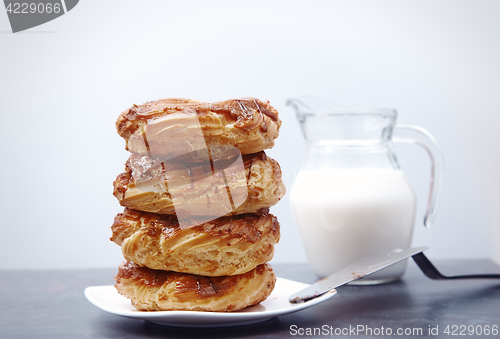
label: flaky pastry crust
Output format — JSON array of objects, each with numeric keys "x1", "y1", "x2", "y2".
[
  {"x1": 116, "y1": 97, "x2": 281, "y2": 157},
  {"x1": 113, "y1": 151, "x2": 286, "y2": 216},
  {"x1": 111, "y1": 208, "x2": 280, "y2": 276},
  {"x1": 114, "y1": 262, "x2": 276, "y2": 312}
]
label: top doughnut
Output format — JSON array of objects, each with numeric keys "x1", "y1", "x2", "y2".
[{"x1": 116, "y1": 97, "x2": 282, "y2": 157}]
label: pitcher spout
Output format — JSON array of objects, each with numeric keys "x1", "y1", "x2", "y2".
[
  {"x1": 285, "y1": 97, "x2": 313, "y2": 116},
  {"x1": 286, "y1": 96, "x2": 346, "y2": 118}
]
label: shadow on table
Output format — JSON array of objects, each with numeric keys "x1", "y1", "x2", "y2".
[{"x1": 93, "y1": 316, "x2": 289, "y2": 339}]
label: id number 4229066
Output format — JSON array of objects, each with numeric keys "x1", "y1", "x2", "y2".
[
  {"x1": 5, "y1": 2, "x2": 62, "y2": 14},
  {"x1": 443, "y1": 325, "x2": 498, "y2": 336}
]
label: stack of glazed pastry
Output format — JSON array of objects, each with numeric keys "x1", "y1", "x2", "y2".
[{"x1": 111, "y1": 97, "x2": 286, "y2": 312}]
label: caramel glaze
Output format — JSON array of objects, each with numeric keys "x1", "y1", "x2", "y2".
[
  {"x1": 112, "y1": 208, "x2": 279, "y2": 245},
  {"x1": 116, "y1": 261, "x2": 173, "y2": 287},
  {"x1": 113, "y1": 151, "x2": 272, "y2": 198},
  {"x1": 116, "y1": 97, "x2": 280, "y2": 140},
  {"x1": 117, "y1": 99, "x2": 196, "y2": 138},
  {"x1": 116, "y1": 261, "x2": 268, "y2": 300},
  {"x1": 210, "y1": 98, "x2": 278, "y2": 132}
]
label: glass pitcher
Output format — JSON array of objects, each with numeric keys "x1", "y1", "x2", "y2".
[{"x1": 287, "y1": 97, "x2": 444, "y2": 284}]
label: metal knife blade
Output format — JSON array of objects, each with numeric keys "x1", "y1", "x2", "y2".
[{"x1": 289, "y1": 247, "x2": 428, "y2": 303}]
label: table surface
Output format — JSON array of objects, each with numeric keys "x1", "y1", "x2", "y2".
[{"x1": 1, "y1": 260, "x2": 500, "y2": 339}]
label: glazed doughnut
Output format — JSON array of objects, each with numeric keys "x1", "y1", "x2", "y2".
[
  {"x1": 113, "y1": 151, "x2": 286, "y2": 217},
  {"x1": 111, "y1": 208, "x2": 280, "y2": 276},
  {"x1": 116, "y1": 97, "x2": 281, "y2": 157},
  {"x1": 115, "y1": 261, "x2": 276, "y2": 312}
]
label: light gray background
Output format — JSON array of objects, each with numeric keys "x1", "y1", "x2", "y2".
[{"x1": 1, "y1": 0, "x2": 499, "y2": 270}]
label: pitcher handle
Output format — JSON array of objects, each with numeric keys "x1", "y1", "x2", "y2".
[{"x1": 393, "y1": 125, "x2": 444, "y2": 228}]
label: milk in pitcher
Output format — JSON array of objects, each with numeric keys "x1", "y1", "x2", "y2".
[{"x1": 290, "y1": 168, "x2": 416, "y2": 283}]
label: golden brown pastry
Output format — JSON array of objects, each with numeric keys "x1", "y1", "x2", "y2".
[
  {"x1": 115, "y1": 261, "x2": 276, "y2": 312},
  {"x1": 116, "y1": 97, "x2": 281, "y2": 157},
  {"x1": 113, "y1": 151, "x2": 286, "y2": 217},
  {"x1": 111, "y1": 208, "x2": 280, "y2": 276}
]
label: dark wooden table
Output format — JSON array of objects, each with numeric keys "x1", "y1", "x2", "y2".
[{"x1": 1, "y1": 260, "x2": 500, "y2": 338}]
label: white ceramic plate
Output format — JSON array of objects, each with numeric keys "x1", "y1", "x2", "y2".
[{"x1": 84, "y1": 277, "x2": 336, "y2": 328}]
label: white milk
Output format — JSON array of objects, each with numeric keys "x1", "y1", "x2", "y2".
[{"x1": 290, "y1": 168, "x2": 416, "y2": 283}]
